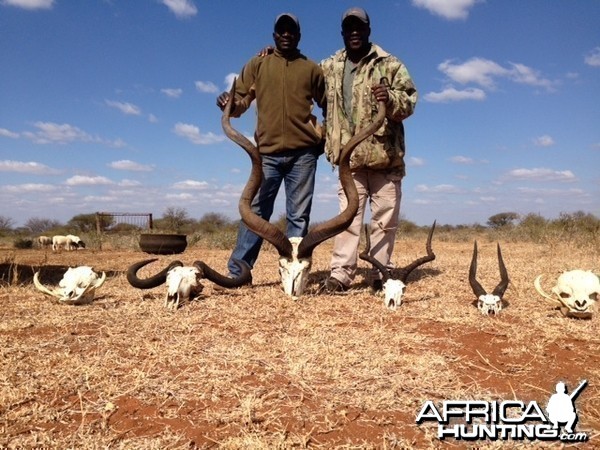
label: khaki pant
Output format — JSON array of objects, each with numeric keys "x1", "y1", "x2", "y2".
[{"x1": 330, "y1": 168, "x2": 403, "y2": 287}]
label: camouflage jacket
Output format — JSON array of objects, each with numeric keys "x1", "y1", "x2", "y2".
[{"x1": 321, "y1": 43, "x2": 417, "y2": 173}]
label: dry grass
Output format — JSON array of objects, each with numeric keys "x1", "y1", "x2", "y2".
[{"x1": 1, "y1": 237, "x2": 599, "y2": 449}]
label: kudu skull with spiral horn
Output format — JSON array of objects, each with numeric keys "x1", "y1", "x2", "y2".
[
  {"x1": 359, "y1": 221, "x2": 436, "y2": 310},
  {"x1": 222, "y1": 78, "x2": 386, "y2": 299}
]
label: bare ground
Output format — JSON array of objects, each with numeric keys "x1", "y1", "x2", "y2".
[{"x1": 1, "y1": 236, "x2": 599, "y2": 449}]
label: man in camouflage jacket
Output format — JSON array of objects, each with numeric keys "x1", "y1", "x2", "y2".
[{"x1": 323, "y1": 7, "x2": 418, "y2": 292}]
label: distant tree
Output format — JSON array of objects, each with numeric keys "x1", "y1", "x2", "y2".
[
  {"x1": 0, "y1": 215, "x2": 14, "y2": 232},
  {"x1": 24, "y1": 217, "x2": 62, "y2": 234},
  {"x1": 68, "y1": 213, "x2": 100, "y2": 233},
  {"x1": 197, "y1": 212, "x2": 232, "y2": 233},
  {"x1": 487, "y1": 212, "x2": 519, "y2": 229},
  {"x1": 158, "y1": 207, "x2": 191, "y2": 233}
]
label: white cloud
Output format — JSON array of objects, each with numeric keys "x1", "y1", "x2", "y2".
[
  {"x1": 22, "y1": 122, "x2": 93, "y2": 144},
  {"x1": 411, "y1": 0, "x2": 481, "y2": 20},
  {"x1": 407, "y1": 157, "x2": 425, "y2": 167},
  {"x1": 450, "y1": 155, "x2": 475, "y2": 164},
  {"x1": 105, "y1": 100, "x2": 142, "y2": 116},
  {"x1": 195, "y1": 81, "x2": 219, "y2": 93},
  {"x1": 118, "y1": 179, "x2": 142, "y2": 187},
  {"x1": 225, "y1": 73, "x2": 238, "y2": 90},
  {"x1": 507, "y1": 62, "x2": 557, "y2": 91},
  {"x1": 161, "y1": 88, "x2": 183, "y2": 98},
  {"x1": 173, "y1": 123, "x2": 225, "y2": 145},
  {"x1": 424, "y1": 86, "x2": 486, "y2": 103},
  {"x1": 165, "y1": 192, "x2": 195, "y2": 200},
  {"x1": 533, "y1": 135, "x2": 555, "y2": 147},
  {"x1": 415, "y1": 184, "x2": 464, "y2": 194},
  {"x1": 108, "y1": 160, "x2": 153, "y2": 172},
  {"x1": 437, "y1": 58, "x2": 556, "y2": 92},
  {"x1": 1, "y1": 0, "x2": 54, "y2": 10},
  {"x1": 65, "y1": 175, "x2": 114, "y2": 186},
  {"x1": 161, "y1": 0, "x2": 197, "y2": 19},
  {"x1": 172, "y1": 180, "x2": 209, "y2": 190},
  {"x1": 505, "y1": 168, "x2": 576, "y2": 182},
  {"x1": 584, "y1": 47, "x2": 600, "y2": 67},
  {"x1": 1, "y1": 183, "x2": 56, "y2": 193},
  {"x1": 438, "y1": 58, "x2": 509, "y2": 89},
  {"x1": 0, "y1": 128, "x2": 19, "y2": 138},
  {"x1": 0, "y1": 160, "x2": 60, "y2": 174}
]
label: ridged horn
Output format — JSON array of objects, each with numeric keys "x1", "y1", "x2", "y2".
[
  {"x1": 469, "y1": 241, "x2": 487, "y2": 298},
  {"x1": 397, "y1": 220, "x2": 437, "y2": 283},
  {"x1": 126, "y1": 259, "x2": 183, "y2": 289},
  {"x1": 193, "y1": 258, "x2": 251, "y2": 288},
  {"x1": 491, "y1": 243, "x2": 509, "y2": 298},
  {"x1": 296, "y1": 99, "x2": 387, "y2": 260},
  {"x1": 221, "y1": 78, "x2": 293, "y2": 258},
  {"x1": 358, "y1": 224, "x2": 391, "y2": 282}
]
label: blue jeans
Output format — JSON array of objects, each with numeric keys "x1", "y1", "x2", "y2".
[{"x1": 228, "y1": 146, "x2": 320, "y2": 276}]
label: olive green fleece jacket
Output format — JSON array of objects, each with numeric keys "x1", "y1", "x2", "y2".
[{"x1": 230, "y1": 48, "x2": 327, "y2": 155}]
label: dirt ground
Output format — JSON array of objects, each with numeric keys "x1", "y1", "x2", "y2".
[{"x1": 1, "y1": 237, "x2": 599, "y2": 449}]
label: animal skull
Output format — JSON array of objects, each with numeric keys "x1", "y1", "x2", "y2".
[
  {"x1": 33, "y1": 266, "x2": 106, "y2": 305},
  {"x1": 469, "y1": 241, "x2": 509, "y2": 315},
  {"x1": 359, "y1": 222, "x2": 436, "y2": 310},
  {"x1": 534, "y1": 270, "x2": 599, "y2": 319},
  {"x1": 127, "y1": 258, "x2": 251, "y2": 309},
  {"x1": 164, "y1": 265, "x2": 204, "y2": 310},
  {"x1": 278, "y1": 237, "x2": 311, "y2": 300},
  {"x1": 381, "y1": 279, "x2": 406, "y2": 311}
]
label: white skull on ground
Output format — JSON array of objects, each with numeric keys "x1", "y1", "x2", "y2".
[
  {"x1": 34, "y1": 266, "x2": 106, "y2": 305},
  {"x1": 278, "y1": 237, "x2": 311, "y2": 300},
  {"x1": 535, "y1": 270, "x2": 599, "y2": 319}
]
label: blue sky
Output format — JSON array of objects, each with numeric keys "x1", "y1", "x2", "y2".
[{"x1": 1, "y1": 0, "x2": 599, "y2": 228}]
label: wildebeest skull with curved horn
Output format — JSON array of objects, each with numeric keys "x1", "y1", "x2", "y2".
[
  {"x1": 127, "y1": 258, "x2": 251, "y2": 309},
  {"x1": 34, "y1": 266, "x2": 106, "y2": 305},
  {"x1": 222, "y1": 78, "x2": 386, "y2": 299},
  {"x1": 359, "y1": 221, "x2": 436, "y2": 310},
  {"x1": 469, "y1": 241, "x2": 510, "y2": 315}
]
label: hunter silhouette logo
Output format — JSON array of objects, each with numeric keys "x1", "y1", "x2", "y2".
[
  {"x1": 416, "y1": 379, "x2": 589, "y2": 443},
  {"x1": 546, "y1": 380, "x2": 587, "y2": 434}
]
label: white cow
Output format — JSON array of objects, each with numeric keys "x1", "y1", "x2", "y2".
[
  {"x1": 52, "y1": 234, "x2": 85, "y2": 251},
  {"x1": 37, "y1": 236, "x2": 52, "y2": 248}
]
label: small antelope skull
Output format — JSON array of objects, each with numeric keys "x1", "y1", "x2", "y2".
[
  {"x1": 127, "y1": 258, "x2": 251, "y2": 309},
  {"x1": 359, "y1": 221, "x2": 436, "y2": 310},
  {"x1": 34, "y1": 266, "x2": 106, "y2": 305},
  {"x1": 469, "y1": 241, "x2": 510, "y2": 315},
  {"x1": 534, "y1": 270, "x2": 599, "y2": 319}
]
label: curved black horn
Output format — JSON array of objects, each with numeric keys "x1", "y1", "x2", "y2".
[
  {"x1": 221, "y1": 78, "x2": 293, "y2": 259},
  {"x1": 397, "y1": 220, "x2": 437, "y2": 283},
  {"x1": 194, "y1": 258, "x2": 252, "y2": 288},
  {"x1": 468, "y1": 241, "x2": 487, "y2": 298},
  {"x1": 358, "y1": 224, "x2": 391, "y2": 282},
  {"x1": 297, "y1": 99, "x2": 387, "y2": 260},
  {"x1": 491, "y1": 243, "x2": 509, "y2": 298},
  {"x1": 126, "y1": 259, "x2": 183, "y2": 289}
]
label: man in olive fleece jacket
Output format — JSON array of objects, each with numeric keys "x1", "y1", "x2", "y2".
[{"x1": 217, "y1": 13, "x2": 326, "y2": 279}]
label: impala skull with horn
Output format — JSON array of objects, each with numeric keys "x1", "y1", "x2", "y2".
[
  {"x1": 222, "y1": 78, "x2": 386, "y2": 299},
  {"x1": 534, "y1": 270, "x2": 599, "y2": 319},
  {"x1": 359, "y1": 221, "x2": 436, "y2": 310},
  {"x1": 469, "y1": 241, "x2": 510, "y2": 315},
  {"x1": 34, "y1": 266, "x2": 106, "y2": 305},
  {"x1": 127, "y1": 258, "x2": 251, "y2": 309}
]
